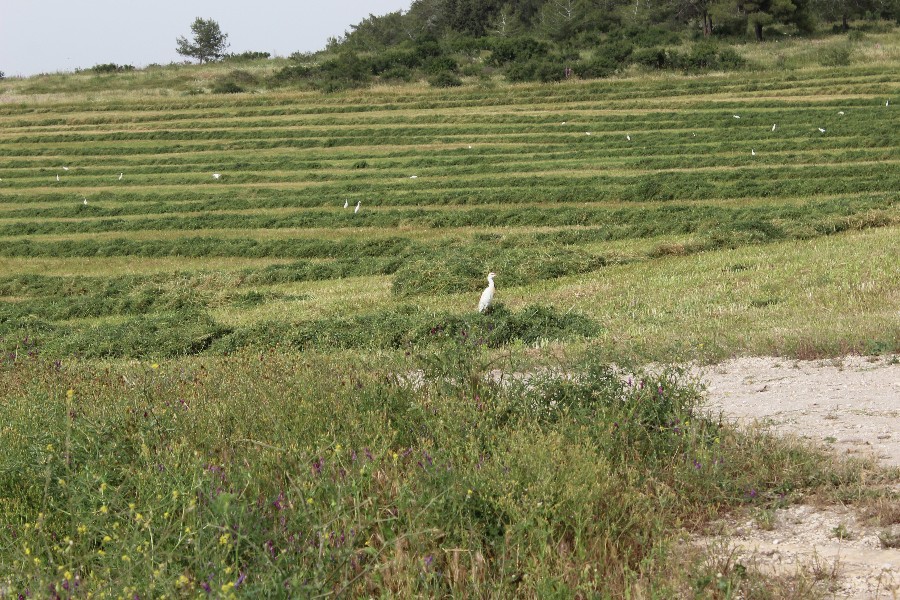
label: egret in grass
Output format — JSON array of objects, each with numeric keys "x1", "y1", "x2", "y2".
[
  {"x1": 212, "y1": 173, "x2": 221, "y2": 179},
  {"x1": 409, "y1": 175, "x2": 418, "y2": 179},
  {"x1": 344, "y1": 200, "x2": 349, "y2": 208},
  {"x1": 56, "y1": 174, "x2": 60, "y2": 181},
  {"x1": 751, "y1": 149, "x2": 756, "y2": 156},
  {"x1": 772, "y1": 123, "x2": 777, "y2": 131},
  {"x1": 818, "y1": 128, "x2": 826, "y2": 133},
  {"x1": 82, "y1": 197, "x2": 88, "y2": 205},
  {"x1": 626, "y1": 134, "x2": 631, "y2": 141},
  {"x1": 478, "y1": 272, "x2": 496, "y2": 314},
  {"x1": 585, "y1": 131, "x2": 591, "y2": 135},
  {"x1": 733, "y1": 115, "x2": 741, "y2": 119},
  {"x1": 62, "y1": 166, "x2": 69, "y2": 171},
  {"x1": 118, "y1": 173, "x2": 123, "y2": 180},
  {"x1": 838, "y1": 111, "x2": 845, "y2": 115},
  {"x1": 354, "y1": 200, "x2": 361, "y2": 214}
]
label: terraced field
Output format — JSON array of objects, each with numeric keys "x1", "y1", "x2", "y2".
[{"x1": 1, "y1": 65, "x2": 898, "y2": 361}]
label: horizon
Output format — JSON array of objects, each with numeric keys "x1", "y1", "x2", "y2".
[{"x1": 0, "y1": 0, "x2": 410, "y2": 78}]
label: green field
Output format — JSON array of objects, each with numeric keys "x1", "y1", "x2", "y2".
[{"x1": 1, "y1": 35, "x2": 899, "y2": 598}]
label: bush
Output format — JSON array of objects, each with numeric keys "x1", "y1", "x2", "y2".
[
  {"x1": 225, "y1": 51, "x2": 271, "y2": 61},
  {"x1": 428, "y1": 71, "x2": 463, "y2": 87},
  {"x1": 424, "y1": 56, "x2": 459, "y2": 75},
  {"x1": 91, "y1": 63, "x2": 135, "y2": 74},
  {"x1": 488, "y1": 37, "x2": 550, "y2": 66},
  {"x1": 632, "y1": 47, "x2": 670, "y2": 69},
  {"x1": 819, "y1": 43, "x2": 853, "y2": 66},
  {"x1": 211, "y1": 81, "x2": 245, "y2": 94}
]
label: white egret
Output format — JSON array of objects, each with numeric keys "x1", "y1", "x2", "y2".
[
  {"x1": 212, "y1": 173, "x2": 221, "y2": 179},
  {"x1": 409, "y1": 175, "x2": 418, "y2": 179},
  {"x1": 585, "y1": 131, "x2": 591, "y2": 135},
  {"x1": 354, "y1": 200, "x2": 361, "y2": 214},
  {"x1": 751, "y1": 149, "x2": 756, "y2": 156},
  {"x1": 82, "y1": 197, "x2": 88, "y2": 205},
  {"x1": 818, "y1": 128, "x2": 826, "y2": 133},
  {"x1": 343, "y1": 200, "x2": 349, "y2": 209},
  {"x1": 56, "y1": 174, "x2": 60, "y2": 181},
  {"x1": 772, "y1": 123, "x2": 777, "y2": 131},
  {"x1": 62, "y1": 166, "x2": 69, "y2": 171},
  {"x1": 561, "y1": 121, "x2": 566, "y2": 125},
  {"x1": 626, "y1": 135, "x2": 631, "y2": 141},
  {"x1": 468, "y1": 145, "x2": 472, "y2": 149},
  {"x1": 838, "y1": 111, "x2": 845, "y2": 115},
  {"x1": 118, "y1": 173, "x2": 123, "y2": 180},
  {"x1": 478, "y1": 272, "x2": 496, "y2": 314},
  {"x1": 733, "y1": 115, "x2": 741, "y2": 119}
]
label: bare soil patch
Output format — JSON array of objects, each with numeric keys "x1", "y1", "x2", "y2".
[{"x1": 697, "y1": 355, "x2": 900, "y2": 599}]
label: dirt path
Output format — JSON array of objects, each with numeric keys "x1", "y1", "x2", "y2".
[{"x1": 697, "y1": 355, "x2": 900, "y2": 599}]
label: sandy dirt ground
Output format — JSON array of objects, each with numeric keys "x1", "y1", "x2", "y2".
[{"x1": 696, "y1": 355, "x2": 900, "y2": 599}]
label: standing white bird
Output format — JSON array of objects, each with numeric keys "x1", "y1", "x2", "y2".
[
  {"x1": 56, "y1": 174, "x2": 60, "y2": 181},
  {"x1": 82, "y1": 197, "x2": 88, "y2": 205},
  {"x1": 838, "y1": 111, "x2": 845, "y2": 115},
  {"x1": 118, "y1": 173, "x2": 123, "y2": 180},
  {"x1": 733, "y1": 115, "x2": 741, "y2": 119},
  {"x1": 62, "y1": 166, "x2": 69, "y2": 171},
  {"x1": 818, "y1": 128, "x2": 826, "y2": 133},
  {"x1": 626, "y1": 135, "x2": 631, "y2": 141},
  {"x1": 343, "y1": 200, "x2": 349, "y2": 208},
  {"x1": 751, "y1": 149, "x2": 756, "y2": 156},
  {"x1": 772, "y1": 123, "x2": 777, "y2": 131},
  {"x1": 478, "y1": 272, "x2": 496, "y2": 314},
  {"x1": 354, "y1": 200, "x2": 361, "y2": 214},
  {"x1": 212, "y1": 173, "x2": 221, "y2": 179}
]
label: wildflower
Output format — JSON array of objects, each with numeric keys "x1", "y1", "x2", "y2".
[
  {"x1": 219, "y1": 534, "x2": 230, "y2": 546},
  {"x1": 151, "y1": 363, "x2": 159, "y2": 370},
  {"x1": 335, "y1": 444, "x2": 342, "y2": 453},
  {"x1": 121, "y1": 555, "x2": 131, "y2": 562},
  {"x1": 58, "y1": 478, "x2": 66, "y2": 487},
  {"x1": 128, "y1": 503, "x2": 136, "y2": 510},
  {"x1": 100, "y1": 482, "x2": 107, "y2": 493},
  {"x1": 46, "y1": 443, "x2": 54, "y2": 451},
  {"x1": 66, "y1": 389, "x2": 74, "y2": 399},
  {"x1": 64, "y1": 571, "x2": 73, "y2": 581},
  {"x1": 306, "y1": 497, "x2": 314, "y2": 505},
  {"x1": 466, "y1": 489, "x2": 473, "y2": 499},
  {"x1": 224, "y1": 566, "x2": 232, "y2": 575},
  {"x1": 177, "y1": 574, "x2": 189, "y2": 586},
  {"x1": 99, "y1": 506, "x2": 108, "y2": 514},
  {"x1": 171, "y1": 490, "x2": 179, "y2": 500},
  {"x1": 220, "y1": 583, "x2": 233, "y2": 593},
  {"x1": 97, "y1": 549, "x2": 106, "y2": 556},
  {"x1": 135, "y1": 513, "x2": 143, "y2": 522},
  {"x1": 163, "y1": 512, "x2": 170, "y2": 519},
  {"x1": 424, "y1": 555, "x2": 434, "y2": 569}
]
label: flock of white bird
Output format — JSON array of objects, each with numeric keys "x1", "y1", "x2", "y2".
[{"x1": 33, "y1": 98, "x2": 891, "y2": 313}]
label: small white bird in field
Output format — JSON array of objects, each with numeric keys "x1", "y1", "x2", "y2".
[
  {"x1": 82, "y1": 197, "x2": 88, "y2": 205},
  {"x1": 56, "y1": 174, "x2": 60, "y2": 181},
  {"x1": 626, "y1": 134, "x2": 631, "y2": 141},
  {"x1": 468, "y1": 145, "x2": 472, "y2": 149},
  {"x1": 62, "y1": 166, "x2": 69, "y2": 171},
  {"x1": 751, "y1": 149, "x2": 756, "y2": 156},
  {"x1": 561, "y1": 121, "x2": 566, "y2": 125},
  {"x1": 838, "y1": 111, "x2": 845, "y2": 115},
  {"x1": 772, "y1": 123, "x2": 777, "y2": 131},
  {"x1": 478, "y1": 272, "x2": 496, "y2": 314},
  {"x1": 409, "y1": 175, "x2": 418, "y2": 179},
  {"x1": 733, "y1": 115, "x2": 741, "y2": 119},
  {"x1": 343, "y1": 200, "x2": 348, "y2": 209},
  {"x1": 354, "y1": 200, "x2": 361, "y2": 214},
  {"x1": 118, "y1": 173, "x2": 123, "y2": 180},
  {"x1": 585, "y1": 131, "x2": 591, "y2": 135},
  {"x1": 212, "y1": 173, "x2": 221, "y2": 179},
  {"x1": 818, "y1": 128, "x2": 826, "y2": 133}
]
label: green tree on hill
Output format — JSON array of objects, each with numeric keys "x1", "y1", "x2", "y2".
[{"x1": 176, "y1": 18, "x2": 230, "y2": 64}]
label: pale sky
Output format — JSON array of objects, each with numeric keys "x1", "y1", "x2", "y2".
[{"x1": 0, "y1": 1, "x2": 412, "y2": 77}]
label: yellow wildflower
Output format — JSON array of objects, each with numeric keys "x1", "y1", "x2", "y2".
[
  {"x1": 64, "y1": 570, "x2": 73, "y2": 581},
  {"x1": 219, "y1": 533, "x2": 230, "y2": 546},
  {"x1": 99, "y1": 505, "x2": 108, "y2": 514}
]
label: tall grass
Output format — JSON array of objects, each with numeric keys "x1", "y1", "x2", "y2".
[{"x1": 1, "y1": 347, "x2": 892, "y2": 597}]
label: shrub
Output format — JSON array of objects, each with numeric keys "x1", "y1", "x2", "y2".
[
  {"x1": 424, "y1": 56, "x2": 459, "y2": 75},
  {"x1": 428, "y1": 71, "x2": 463, "y2": 87},
  {"x1": 819, "y1": 43, "x2": 853, "y2": 66},
  {"x1": 225, "y1": 51, "x2": 271, "y2": 61},
  {"x1": 488, "y1": 37, "x2": 550, "y2": 66},
  {"x1": 91, "y1": 63, "x2": 135, "y2": 74},
  {"x1": 211, "y1": 81, "x2": 245, "y2": 94}
]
